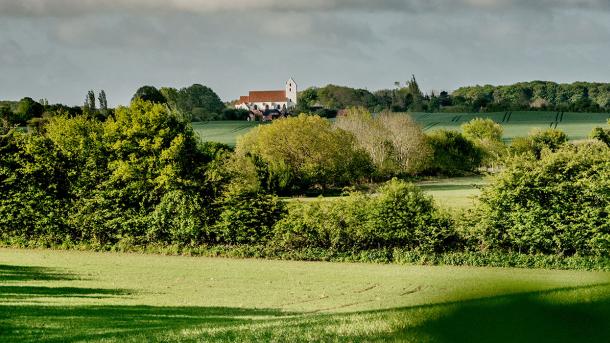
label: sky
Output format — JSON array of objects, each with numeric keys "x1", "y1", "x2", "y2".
[{"x1": 1, "y1": 0, "x2": 609, "y2": 106}]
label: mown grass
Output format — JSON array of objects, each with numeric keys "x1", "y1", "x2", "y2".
[{"x1": 1, "y1": 248, "x2": 610, "y2": 342}]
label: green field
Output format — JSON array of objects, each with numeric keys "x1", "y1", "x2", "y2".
[
  {"x1": 192, "y1": 121, "x2": 259, "y2": 146},
  {"x1": 287, "y1": 176, "x2": 486, "y2": 210},
  {"x1": 1, "y1": 248, "x2": 610, "y2": 342},
  {"x1": 193, "y1": 112, "x2": 609, "y2": 146},
  {"x1": 412, "y1": 111, "x2": 610, "y2": 142}
]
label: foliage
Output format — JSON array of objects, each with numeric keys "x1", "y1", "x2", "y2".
[
  {"x1": 472, "y1": 143, "x2": 610, "y2": 256},
  {"x1": 14, "y1": 97, "x2": 44, "y2": 124},
  {"x1": 272, "y1": 179, "x2": 455, "y2": 253},
  {"x1": 176, "y1": 84, "x2": 225, "y2": 121},
  {"x1": 235, "y1": 115, "x2": 372, "y2": 193},
  {"x1": 0, "y1": 100, "x2": 227, "y2": 246},
  {"x1": 461, "y1": 118, "x2": 506, "y2": 167},
  {"x1": 509, "y1": 128, "x2": 568, "y2": 159},
  {"x1": 132, "y1": 85, "x2": 166, "y2": 104},
  {"x1": 590, "y1": 120, "x2": 610, "y2": 147},
  {"x1": 425, "y1": 130, "x2": 483, "y2": 176},
  {"x1": 335, "y1": 107, "x2": 431, "y2": 177},
  {"x1": 214, "y1": 187, "x2": 286, "y2": 245}
]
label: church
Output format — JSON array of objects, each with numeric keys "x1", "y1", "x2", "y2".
[{"x1": 235, "y1": 78, "x2": 297, "y2": 112}]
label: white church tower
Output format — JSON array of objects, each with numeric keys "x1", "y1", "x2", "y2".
[{"x1": 285, "y1": 78, "x2": 297, "y2": 107}]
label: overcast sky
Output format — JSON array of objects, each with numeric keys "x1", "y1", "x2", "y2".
[{"x1": 1, "y1": 0, "x2": 609, "y2": 106}]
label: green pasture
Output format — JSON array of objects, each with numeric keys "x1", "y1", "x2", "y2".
[
  {"x1": 286, "y1": 176, "x2": 486, "y2": 210},
  {"x1": 193, "y1": 112, "x2": 609, "y2": 146},
  {"x1": 192, "y1": 121, "x2": 259, "y2": 146},
  {"x1": 1, "y1": 248, "x2": 610, "y2": 342}
]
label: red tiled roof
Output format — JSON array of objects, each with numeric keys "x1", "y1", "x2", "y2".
[
  {"x1": 238, "y1": 95, "x2": 250, "y2": 103},
  {"x1": 248, "y1": 90, "x2": 286, "y2": 103}
]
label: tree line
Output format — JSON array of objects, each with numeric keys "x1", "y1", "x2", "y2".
[{"x1": 297, "y1": 79, "x2": 610, "y2": 115}]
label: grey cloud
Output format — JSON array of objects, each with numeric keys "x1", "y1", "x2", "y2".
[{"x1": 1, "y1": 0, "x2": 609, "y2": 17}]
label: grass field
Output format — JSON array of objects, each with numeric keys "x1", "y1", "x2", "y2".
[
  {"x1": 2, "y1": 248, "x2": 610, "y2": 342},
  {"x1": 193, "y1": 112, "x2": 609, "y2": 146},
  {"x1": 286, "y1": 176, "x2": 486, "y2": 210}
]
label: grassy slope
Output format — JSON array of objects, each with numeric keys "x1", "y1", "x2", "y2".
[
  {"x1": 193, "y1": 112, "x2": 609, "y2": 146},
  {"x1": 1, "y1": 248, "x2": 610, "y2": 342}
]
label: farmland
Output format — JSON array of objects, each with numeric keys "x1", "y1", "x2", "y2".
[
  {"x1": 1, "y1": 248, "x2": 610, "y2": 342},
  {"x1": 193, "y1": 111, "x2": 609, "y2": 146}
]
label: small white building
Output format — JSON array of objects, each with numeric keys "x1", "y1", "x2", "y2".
[{"x1": 235, "y1": 78, "x2": 297, "y2": 111}]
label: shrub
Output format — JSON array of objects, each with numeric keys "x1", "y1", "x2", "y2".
[
  {"x1": 590, "y1": 122, "x2": 610, "y2": 147},
  {"x1": 510, "y1": 128, "x2": 568, "y2": 159},
  {"x1": 272, "y1": 179, "x2": 455, "y2": 253},
  {"x1": 461, "y1": 118, "x2": 506, "y2": 168},
  {"x1": 214, "y1": 187, "x2": 286, "y2": 245},
  {"x1": 473, "y1": 142, "x2": 610, "y2": 256},
  {"x1": 235, "y1": 114, "x2": 372, "y2": 193},
  {"x1": 425, "y1": 130, "x2": 483, "y2": 175}
]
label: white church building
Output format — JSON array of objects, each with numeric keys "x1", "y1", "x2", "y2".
[{"x1": 235, "y1": 78, "x2": 297, "y2": 112}]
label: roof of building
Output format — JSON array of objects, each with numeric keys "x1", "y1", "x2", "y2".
[{"x1": 247, "y1": 90, "x2": 286, "y2": 103}]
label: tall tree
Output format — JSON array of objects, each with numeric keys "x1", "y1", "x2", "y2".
[
  {"x1": 98, "y1": 90, "x2": 108, "y2": 111},
  {"x1": 87, "y1": 90, "x2": 96, "y2": 112}
]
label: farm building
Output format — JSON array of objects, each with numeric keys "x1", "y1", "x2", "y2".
[{"x1": 235, "y1": 78, "x2": 297, "y2": 119}]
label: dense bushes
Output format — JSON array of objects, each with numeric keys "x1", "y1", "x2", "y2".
[
  {"x1": 273, "y1": 179, "x2": 455, "y2": 253},
  {"x1": 3, "y1": 98, "x2": 610, "y2": 269},
  {"x1": 0, "y1": 100, "x2": 231, "y2": 246},
  {"x1": 471, "y1": 142, "x2": 610, "y2": 256}
]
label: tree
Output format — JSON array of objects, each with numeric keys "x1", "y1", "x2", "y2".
[
  {"x1": 15, "y1": 97, "x2": 44, "y2": 124},
  {"x1": 510, "y1": 129, "x2": 568, "y2": 159},
  {"x1": 176, "y1": 84, "x2": 225, "y2": 121},
  {"x1": 0, "y1": 106, "x2": 13, "y2": 133},
  {"x1": 235, "y1": 114, "x2": 372, "y2": 193},
  {"x1": 87, "y1": 90, "x2": 96, "y2": 112},
  {"x1": 132, "y1": 85, "x2": 167, "y2": 104},
  {"x1": 425, "y1": 130, "x2": 483, "y2": 175},
  {"x1": 98, "y1": 90, "x2": 108, "y2": 112},
  {"x1": 461, "y1": 118, "x2": 506, "y2": 168},
  {"x1": 335, "y1": 107, "x2": 431, "y2": 177}
]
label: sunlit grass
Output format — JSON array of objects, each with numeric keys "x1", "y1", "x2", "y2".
[{"x1": 1, "y1": 248, "x2": 610, "y2": 342}]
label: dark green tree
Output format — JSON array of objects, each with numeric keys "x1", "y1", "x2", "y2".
[{"x1": 132, "y1": 86, "x2": 167, "y2": 104}]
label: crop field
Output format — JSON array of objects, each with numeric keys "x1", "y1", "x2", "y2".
[
  {"x1": 1, "y1": 248, "x2": 609, "y2": 342},
  {"x1": 411, "y1": 111, "x2": 610, "y2": 142},
  {"x1": 193, "y1": 112, "x2": 609, "y2": 146}
]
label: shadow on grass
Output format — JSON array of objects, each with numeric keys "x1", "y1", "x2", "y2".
[
  {"x1": 350, "y1": 283, "x2": 610, "y2": 343},
  {"x1": 0, "y1": 305, "x2": 291, "y2": 342},
  {"x1": 0, "y1": 285, "x2": 132, "y2": 300},
  {"x1": 2, "y1": 263, "x2": 610, "y2": 342},
  {"x1": 0, "y1": 264, "x2": 77, "y2": 282}
]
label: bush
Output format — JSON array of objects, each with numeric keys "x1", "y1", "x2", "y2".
[
  {"x1": 235, "y1": 114, "x2": 372, "y2": 193},
  {"x1": 272, "y1": 179, "x2": 455, "y2": 253},
  {"x1": 214, "y1": 187, "x2": 286, "y2": 245},
  {"x1": 461, "y1": 118, "x2": 506, "y2": 168},
  {"x1": 425, "y1": 130, "x2": 483, "y2": 176},
  {"x1": 473, "y1": 142, "x2": 610, "y2": 256},
  {"x1": 510, "y1": 128, "x2": 568, "y2": 159}
]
